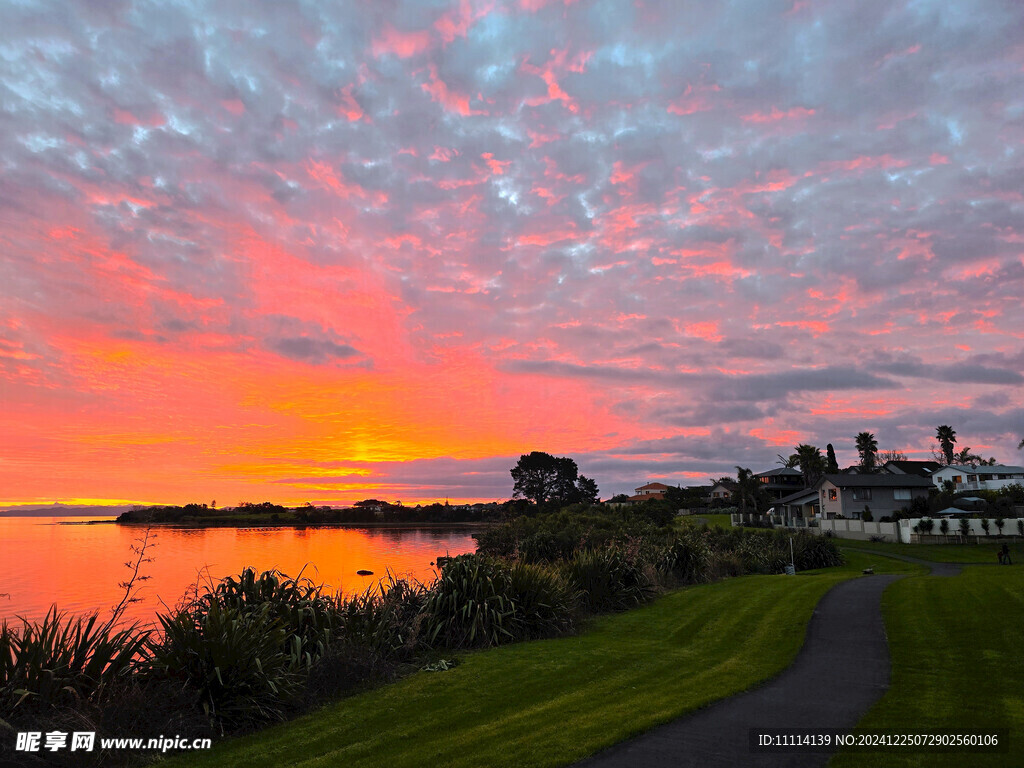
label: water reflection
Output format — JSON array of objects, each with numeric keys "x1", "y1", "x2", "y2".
[{"x1": 0, "y1": 517, "x2": 480, "y2": 625}]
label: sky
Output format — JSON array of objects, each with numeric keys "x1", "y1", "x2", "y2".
[{"x1": 2, "y1": 0, "x2": 1023, "y2": 507}]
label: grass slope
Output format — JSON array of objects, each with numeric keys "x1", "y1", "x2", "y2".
[
  {"x1": 831, "y1": 566, "x2": 1024, "y2": 767},
  {"x1": 171, "y1": 573, "x2": 851, "y2": 768}
]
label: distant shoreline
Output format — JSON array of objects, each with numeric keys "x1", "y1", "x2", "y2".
[{"x1": 107, "y1": 519, "x2": 496, "y2": 530}]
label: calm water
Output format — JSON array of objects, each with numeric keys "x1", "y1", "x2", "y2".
[{"x1": 0, "y1": 517, "x2": 479, "y2": 625}]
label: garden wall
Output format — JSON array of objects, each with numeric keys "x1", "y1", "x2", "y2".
[{"x1": 817, "y1": 519, "x2": 899, "y2": 542}]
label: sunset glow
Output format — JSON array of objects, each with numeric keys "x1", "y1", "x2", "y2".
[{"x1": 2, "y1": 0, "x2": 1023, "y2": 506}]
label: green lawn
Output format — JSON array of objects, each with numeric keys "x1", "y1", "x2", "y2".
[
  {"x1": 831, "y1": 566, "x2": 1024, "y2": 767},
  {"x1": 838, "y1": 538, "x2": 1024, "y2": 564},
  {"x1": 168, "y1": 572, "x2": 851, "y2": 768},
  {"x1": 803, "y1": 547, "x2": 927, "y2": 576},
  {"x1": 679, "y1": 512, "x2": 733, "y2": 529}
]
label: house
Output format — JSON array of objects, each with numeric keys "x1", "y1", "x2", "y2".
[
  {"x1": 631, "y1": 482, "x2": 670, "y2": 501},
  {"x1": 775, "y1": 487, "x2": 820, "y2": 519},
  {"x1": 708, "y1": 480, "x2": 736, "y2": 501},
  {"x1": 930, "y1": 464, "x2": 1024, "y2": 492},
  {"x1": 816, "y1": 474, "x2": 933, "y2": 520},
  {"x1": 881, "y1": 460, "x2": 943, "y2": 477},
  {"x1": 753, "y1": 467, "x2": 805, "y2": 500}
]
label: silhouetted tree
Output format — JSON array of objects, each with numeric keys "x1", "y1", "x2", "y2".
[
  {"x1": 855, "y1": 432, "x2": 878, "y2": 472},
  {"x1": 878, "y1": 449, "x2": 907, "y2": 464},
  {"x1": 575, "y1": 475, "x2": 600, "y2": 504},
  {"x1": 936, "y1": 425, "x2": 957, "y2": 465},
  {"x1": 953, "y1": 446, "x2": 983, "y2": 467},
  {"x1": 511, "y1": 452, "x2": 583, "y2": 506},
  {"x1": 776, "y1": 453, "x2": 800, "y2": 468},
  {"x1": 734, "y1": 466, "x2": 762, "y2": 516},
  {"x1": 793, "y1": 444, "x2": 826, "y2": 487},
  {"x1": 825, "y1": 444, "x2": 839, "y2": 473}
]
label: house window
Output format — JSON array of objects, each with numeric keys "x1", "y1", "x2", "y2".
[
  {"x1": 951, "y1": 476, "x2": 962, "y2": 483},
  {"x1": 828, "y1": 489, "x2": 837, "y2": 501},
  {"x1": 893, "y1": 488, "x2": 912, "y2": 500},
  {"x1": 852, "y1": 488, "x2": 872, "y2": 500}
]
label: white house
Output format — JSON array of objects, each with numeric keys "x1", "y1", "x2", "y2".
[{"x1": 930, "y1": 464, "x2": 1024, "y2": 492}]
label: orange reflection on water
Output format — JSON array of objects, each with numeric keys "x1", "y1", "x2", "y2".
[{"x1": 0, "y1": 517, "x2": 479, "y2": 625}]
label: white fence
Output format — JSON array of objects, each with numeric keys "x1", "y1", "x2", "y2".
[{"x1": 817, "y1": 519, "x2": 899, "y2": 542}]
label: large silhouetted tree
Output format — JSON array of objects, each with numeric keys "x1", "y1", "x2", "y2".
[
  {"x1": 575, "y1": 475, "x2": 600, "y2": 504},
  {"x1": 510, "y1": 452, "x2": 598, "y2": 506}
]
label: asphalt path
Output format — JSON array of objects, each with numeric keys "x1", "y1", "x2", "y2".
[{"x1": 575, "y1": 574, "x2": 903, "y2": 768}]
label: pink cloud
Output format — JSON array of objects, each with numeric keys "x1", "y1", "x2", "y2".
[
  {"x1": 421, "y1": 65, "x2": 487, "y2": 116},
  {"x1": 741, "y1": 106, "x2": 815, "y2": 123},
  {"x1": 372, "y1": 24, "x2": 433, "y2": 59}
]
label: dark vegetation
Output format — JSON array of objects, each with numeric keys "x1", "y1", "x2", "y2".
[{"x1": 116, "y1": 499, "x2": 504, "y2": 526}]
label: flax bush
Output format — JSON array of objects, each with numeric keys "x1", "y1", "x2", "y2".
[
  {"x1": 421, "y1": 555, "x2": 519, "y2": 649},
  {"x1": 561, "y1": 548, "x2": 655, "y2": 613},
  {"x1": 0, "y1": 609, "x2": 148, "y2": 716}
]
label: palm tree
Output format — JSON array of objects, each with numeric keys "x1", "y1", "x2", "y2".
[
  {"x1": 855, "y1": 432, "x2": 878, "y2": 471},
  {"x1": 953, "y1": 447, "x2": 982, "y2": 467},
  {"x1": 936, "y1": 425, "x2": 957, "y2": 465},
  {"x1": 793, "y1": 444, "x2": 826, "y2": 488},
  {"x1": 776, "y1": 453, "x2": 800, "y2": 468},
  {"x1": 734, "y1": 466, "x2": 761, "y2": 516}
]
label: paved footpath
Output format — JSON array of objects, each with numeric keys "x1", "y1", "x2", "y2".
[
  {"x1": 576, "y1": 574, "x2": 903, "y2": 768},
  {"x1": 840, "y1": 548, "x2": 962, "y2": 577}
]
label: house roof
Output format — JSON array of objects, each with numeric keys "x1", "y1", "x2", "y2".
[
  {"x1": 932, "y1": 507, "x2": 974, "y2": 516},
  {"x1": 933, "y1": 464, "x2": 1024, "y2": 475},
  {"x1": 754, "y1": 467, "x2": 803, "y2": 478},
  {"x1": 710, "y1": 479, "x2": 737, "y2": 490},
  {"x1": 882, "y1": 460, "x2": 943, "y2": 477},
  {"x1": 817, "y1": 474, "x2": 933, "y2": 489},
  {"x1": 635, "y1": 482, "x2": 671, "y2": 491},
  {"x1": 777, "y1": 488, "x2": 820, "y2": 506}
]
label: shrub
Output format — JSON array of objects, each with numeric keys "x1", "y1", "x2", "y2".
[
  {"x1": 789, "y1": 532, "x2": 843, "y2": 570},
  {"x1": 421, "y1": 555, "x2": 516, "y2": 648},
  {"x1": 1, "y1": 608, "x2": 148, "y2": 716},
  {"x1": 192, "y1": 567, "x2": 338, "y2": 671},
  {"x1": 707, "y1": 550, "x2": 745, "y2": 579},
  {"x1": 335, "y1": 575, "x2": 429, "y2": 661},
  {"x1": 662, "y1": 533, "x2": 711, "y2": 584},
  {"x1": 505, "y1": 561, "x2": 578, "y2": 639},
  {"x1": 561, "y1": 548, "x2": 654, "y2": 613},
  {"x1": 150, "y1": 600, "x2": 303, "y2": 727}
]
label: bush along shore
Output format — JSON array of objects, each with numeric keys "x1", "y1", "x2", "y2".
[{"x1": 1, "y1": 508, "x2": 842, "y2": 766}]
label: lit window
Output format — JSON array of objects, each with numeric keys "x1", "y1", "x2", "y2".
[{"x1": 828, "y1": 489, "x2": 837, "y2": 501}]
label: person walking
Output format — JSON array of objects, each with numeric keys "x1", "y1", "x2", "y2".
[{"x1": 1001, "y1": 543, "x2": 1012, "y2": 565}]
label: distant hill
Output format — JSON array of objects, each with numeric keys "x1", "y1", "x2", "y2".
[{"x1": 0, "y1": 503, "x2": 143, "y2": 517}]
